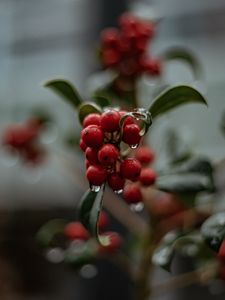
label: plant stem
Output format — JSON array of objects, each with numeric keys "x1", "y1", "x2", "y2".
[{"x1": 135, "y1": 221, "x2": 156, "y2": 300}]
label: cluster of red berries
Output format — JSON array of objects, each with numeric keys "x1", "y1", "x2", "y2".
[
  {"x1": 64, "y1": 211, "x2": 122, "y2": 253},
  {"x1": 80, "y1": 109, "x2": 157, "y2": 205},
  {"x1": 100, "y1": 13, "x2": 161, "y2": 78},
  {"x1": 3, "y1": 117, "x2": 45, "y2": 165}
]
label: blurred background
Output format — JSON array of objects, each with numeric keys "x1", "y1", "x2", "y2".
[{"x1": 0, "y1": 0, "x2": 225, "y2": 299}]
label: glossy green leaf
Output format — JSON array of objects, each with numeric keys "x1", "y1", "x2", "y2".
[
  {"x1": 92, "y1": 90, "x2": 113, "y2": 107},
  {"x1": 156, "y1": 157, "x2": 215, "y2": 196},
  {"x1": 152, "y1": 230, "x2": 182, "y2": 271},
  {"x1": 201, "y1": 212, "x2": 225, "y2": 252},
  {"x1": 44, "y1": 79, "x2": 83, "y2": 108},
  {"x1": 149, "y1": 85, "x2": 207, "y2": 119},
  {"x1": 79, "y1": 186, "x2": 108, "y2": 245},
  {"x1": 36, "y1": 219, "x2": 66, "y2": 248},
  {"x1": 78, "y1": 102, "x2": 102, "y2": 125},
  {"x1": 161, "y1": 47, "x2": 203, "y2": 80}
]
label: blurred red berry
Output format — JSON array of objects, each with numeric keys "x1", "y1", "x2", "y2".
[
  {"x1": 79, "y1": 138, "x2": 87, "y2": 152},
  {"x1": 99, "y1": 231, "x2": 122, "y2": 253},
  {"x1": 135, "y1": 146, "x2": 155, "y2": 165},
  {"x1": 64, "y1": 222, "x2": 89, "y2": 241},
  {"x1": 101, "y1": 28, "x2": 120, "y2": 47},
  {"x1": 123, "y1": 184, "x2": 143, "y2": 204},
  {"x1": 120, "y1": 158, "x2": 141, "y2": 181},
  {"x1": 139, "y1": 168, "x2": 157, "y2": 186}
]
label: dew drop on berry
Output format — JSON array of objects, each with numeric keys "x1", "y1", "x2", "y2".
[
  {"x1": 90, "y1": 184, "x2": 101, "y2": 192},
  {"x1": 130, "y1": 144, "x2": 139, "y2": 149},
  {"x1": 114, "y1": 189, "x2": 123, "y2": 195},
  {"x1": 130, "y1": 202, "x2": 144, "y2": 212}
]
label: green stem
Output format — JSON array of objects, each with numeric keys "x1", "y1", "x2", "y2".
[{"x1": 135, "y1": 220, "x2": 156, "y2": 300}]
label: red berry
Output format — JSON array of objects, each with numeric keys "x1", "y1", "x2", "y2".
[
  {"x1": 135, "y1": 146, "x2": 155, "y2": 165},
  {"x1": 139, "y1": 168, "x2": 157, "y2": 186},
  {"x1": 122, "y1": 124, "x2": 141, "y2": 146},
  {"x1": 64, "y1": 222, "x2": 89, "y2": 241},
  {"x1": 98, "y1": 211, "x2": 110, "y2": 231},
  {"x1": 108, "y1": 172, "x2": 125, "y2": 191},
  {"x1": 99, "y1": 231, "x2": 122, "y2": 253},
  {"x1": 85, "y1": 147, "x2": 99, "y2": 164},
  {"x1": 102, "y1": 49, "x2": 121, "y2": 67},
  {"x1": 119, "y1": 58, "x2": 139, "y2": 76},
  {"x1": 101, "y1": 28, "x2": 120, "y2": 47},
  {"x1": 85, "y1": 159, "x2": 91, "y2": 169},
  {"x1": 98, "y1": 144, "x2": 119, "y2": 165},
  {"x1": 119, "y1": 13, "x2": 138, "y2": 31},
  {"x1": 136, "y1": 21, "x2": 154, "y2": 40},
  {"x1": 144, "y1": 58, "x2": 162, "y2": 76},
  {"x1": 119, "y1": 111, "x2": 135, "y2": 126},
  {"x1": 123, "y1": 184, "x2": 143, "y2": 203},
  {"x1": 218, "y1": 240, "x2": 225, "y2": 262},
  {"x1": 81, "y1": 125, "x2": 104, "y2": 148},
  {"x1": 101, "y1": 110, "x2": 121, "y2": 132},
  {"x1": 83, "y1": 113, "x2": 101, "y2": 128},
  {"x1": 120, "y1": 158, "x2": 141, "y2": 181},
  {"x1": 86, "y1": 165, "x2": 107, "y2": 186},
  {"x1": 79, "y1": 139, "x2": 87, "y2": 152}
]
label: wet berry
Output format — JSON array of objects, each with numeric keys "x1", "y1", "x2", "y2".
[
  {"x1": 98, "y1": 144, "x2": 119, "y2": 165},
  {"x1": 122, "y1": 124, "x2": 141, "y2": 146},
  {"x1": 101, "y1": 110, "x2": 121, "y2": 132},
  {"x1": 83, "y1": 113, "x2": 101, "y2": 128},
  {"x1": 120, "y1": 158, "x2": 141, "y2": 181},
  {"x1": 86, "y1": 165, "x2": 107, "y2": 186},
  {"x1": 81, "y1": 125, "x2": 104, "y2": 148}
]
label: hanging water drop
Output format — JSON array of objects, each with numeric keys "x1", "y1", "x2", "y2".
[
  {"x1": 90, "y1": 185, "x2": 101, "y2": 192},
  {"x1": 114, "y1": 189, "x2": 123, "y2": 195},
  {"x1": 130, "y1": 202, "x2": 144, "y2": 212},
  {"x1": 130, "y1": 144, "x2": 139, "y2": 149}
]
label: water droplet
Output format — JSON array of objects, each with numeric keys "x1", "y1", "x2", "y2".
[
  {"x1": 90, "y1": 185, "x2": 101, "y2": 192},
  {"x1": 130, "y1": 202, "x2": 144, "y2": 212},
  {"x1": 130, "y1": 144, "x2": 139, "y2": 149},
  {"x1": 114, "y1": 189, "x2": 123, "y2": 194},
  {"x1": 80, "y1": 264, "x2": 98, "y2": 279},
  {"x1": 45, "y1": 247, "x2": 65, "y2": 263}
]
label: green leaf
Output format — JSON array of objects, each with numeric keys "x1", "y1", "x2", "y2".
[
  {"x1": 161, "y1": 47, "x2": 203, "y2": 80},
  {"x1": 201, "y1": 212, "x2": 225, "y2": 252},
  {"x1": 149, "y1": 85, "x2": 207, "y2": 119},
  {"x1": 156, "y1": 173, "x2": 212, "y2": 195},
  {"x1": 92, "y1": 90, "x2": 112, "y2": 107},
  {"x1": 44, "y1": 79, "x2": 83, "y2": 108},
  {"x1": 152, "y1": 230, "x2": 182, "y2": 271},
  {"x1": 156, "y1": 157, "x2": 215, "y2": 196},
  {"x1": 78, "y1": 102, "x2": 102, "y2": 125},
  {"x1": 79, "y1": 186, "x2": 108, "y2": 245},
  {"x1": 36, "y1": 219, "x2": 66, "y2": 248}
]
